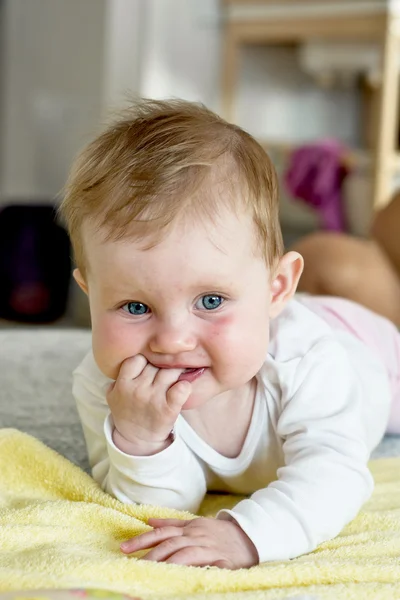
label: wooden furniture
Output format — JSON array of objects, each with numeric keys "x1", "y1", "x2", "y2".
[{"x1": 221, "y1": 0, "x2": 400, "y2": 212}]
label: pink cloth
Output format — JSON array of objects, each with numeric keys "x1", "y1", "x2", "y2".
[
  {"x1": 284, "y1": 140, "x2": 349, "y2": 232},
  {"x1": 298, "y1": 295, "x2": 400, "y2": 434}
]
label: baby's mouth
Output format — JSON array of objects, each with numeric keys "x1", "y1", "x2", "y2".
[{"x1": 178, "y1": 367, "x2": 206, "y2": 382}]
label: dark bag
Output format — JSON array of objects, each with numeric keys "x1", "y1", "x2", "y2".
[{"x1": 0, "y1": 204, "x2": 71, "y2": 323}]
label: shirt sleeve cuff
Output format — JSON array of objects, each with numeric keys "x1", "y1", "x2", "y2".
[
  {"x1": 104, "y1": 413, "x2": 183, "y2": 477},
  {"x1": 217, "y1": 496, "x2": 312, "y2": 563}
]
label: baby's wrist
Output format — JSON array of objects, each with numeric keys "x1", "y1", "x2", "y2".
[{"x1": 112, "y1": 427, "x2": 174, "y2": 456}]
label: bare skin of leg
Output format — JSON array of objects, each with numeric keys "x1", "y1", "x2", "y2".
[{"x1": 290, "y1": 193, "x2": 400, "y2": 327}]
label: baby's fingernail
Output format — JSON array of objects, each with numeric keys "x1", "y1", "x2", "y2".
[{"x1": 120, "y1": 542, "x2": 131, "y2": 551}]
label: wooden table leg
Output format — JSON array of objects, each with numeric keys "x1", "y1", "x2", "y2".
[{"x1": 372, "y1": 15, "x2": 400, "y2": 210}]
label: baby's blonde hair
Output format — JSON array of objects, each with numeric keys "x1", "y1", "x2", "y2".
[{"x1": 59, "y1": 98, "x2": 283, "y2": 275}]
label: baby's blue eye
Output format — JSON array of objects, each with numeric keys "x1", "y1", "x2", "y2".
[
  {"x1": 197, "y1": 295, "x2": 223, "y2": 311},
  {"x1": 123, "y1": 302, "x2": 149, "y2": 315}
]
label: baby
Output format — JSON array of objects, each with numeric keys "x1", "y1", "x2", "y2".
[{"x1": 59, "y1": 99, "x2": 400, "y2": 569}]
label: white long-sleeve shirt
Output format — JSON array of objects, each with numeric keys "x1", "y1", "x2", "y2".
[{"x1": 73, "y1": 298, "x2": 392, "y2": 562}]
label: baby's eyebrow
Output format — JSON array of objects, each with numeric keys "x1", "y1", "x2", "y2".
[
  {"x1": 100, "y1": 282, "x2": 142, "y2": 299},
  {"x1": 99, "y1": 268, "x2": 241, "y2": 298}
]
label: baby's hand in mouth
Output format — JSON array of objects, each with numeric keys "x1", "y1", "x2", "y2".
[{"x1": 106, "y1": 355, "x2": 192, "y2": 455}]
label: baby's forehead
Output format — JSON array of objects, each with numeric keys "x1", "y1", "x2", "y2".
[
  {"x1": 85, "y1": 200, "x2": 253, "y2": 248},
  {"x1": 82, "y1": 207, "x2": 262, "y2": 281}
]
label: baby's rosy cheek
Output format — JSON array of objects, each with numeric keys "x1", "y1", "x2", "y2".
[
  {"x1": 109, "y1": 327, "x2": 135, "y2": 353},
  {"x1": 94, "y1": 326, "x2": 136, "y2": 379},
  {"x1": 208, "y1": 314, "x2": 239, "y2": 343},
  {"x1": 96, "y1": 318, "x2": 130, "y2": 356}
]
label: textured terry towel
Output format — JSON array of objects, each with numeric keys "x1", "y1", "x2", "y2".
[{"x1": 1, "y1": 429, "x2": 400, "y2": 600}]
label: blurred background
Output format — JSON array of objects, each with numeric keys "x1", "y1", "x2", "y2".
[{"x1": 0, "y1": 0, "x2": 399, "y2": 328}]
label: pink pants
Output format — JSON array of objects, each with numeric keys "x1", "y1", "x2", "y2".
[{"x1": 298, "y1": 295, "x2": 400, "y2": 435}]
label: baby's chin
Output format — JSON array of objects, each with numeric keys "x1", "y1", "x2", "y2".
[
  {"x1": 180, "y1": 386, "x2": 220, "y2": 411},
  {"x1": 181, "y1": 394, "x2": 208, "y2": 411}
]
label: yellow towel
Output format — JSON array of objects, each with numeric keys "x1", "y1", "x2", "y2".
[{"x1": 1, "y1": 428, "x2": 400, "y2": 600}]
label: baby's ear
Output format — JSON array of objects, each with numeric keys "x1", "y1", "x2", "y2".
[
  {"x1": 269, "y1": 251, "x2": 304, "y2": 318},
  {"x1": 73, "y1": 268, "x2": 88, "y2": 295}
]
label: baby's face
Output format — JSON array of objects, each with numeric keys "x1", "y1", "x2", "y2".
[{"x1": 81, "y1": 208, "x2": 278, "y2": 410}]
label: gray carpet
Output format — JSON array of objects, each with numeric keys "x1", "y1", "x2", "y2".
[
  {"x1": 0, "y1": 328, "x2": 92, "y2": 470},
  {"x1": 0, "y1": 328, "x2": 399, "y2": 473}
]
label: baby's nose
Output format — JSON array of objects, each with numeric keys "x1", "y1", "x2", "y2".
[{"x1": 148, "y1": 320, "x2": 197, "y2": 354}]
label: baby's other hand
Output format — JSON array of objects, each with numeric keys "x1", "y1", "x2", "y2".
[
  {"x1": 107, "y1": 355, "x2": 191, "y2": 455},
  {"x1": 120, "y1": 517, "x2": 259, "y2": 569}
]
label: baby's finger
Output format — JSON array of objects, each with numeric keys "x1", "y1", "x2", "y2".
[
  {"x1": 120, "y1": 526, "x2": 183, "y2": 554},
  {"x1": 106, "y1": 381, "x2": 115, "y2": 395},
  {"x1": 165, "y1": 546, "x2": 229, "y2": 568},
  {"x1": 166, "y1": 380, "x2": 191, "y2": 410},
  {"x1": 143, "y1": 536, "x2": 203, "y2": 563},
  {"x1": 147, "y1": 518, "x2": 191, "y2": 528},
  {"x1": 153, "y1": 367, "x2": 185, "y2": 388},
  {"x1": 138, "y1": 361, "x2": 160, "y2": 386},
  {"x1": 118, "y1": 355, "x2": 147, "y2": 382}
]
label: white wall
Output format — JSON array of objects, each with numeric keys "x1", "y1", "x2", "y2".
[
  {"x1": 237, "y1": 45, "x2": 361, "y2": 145},
  {"x1": 0, "y1": 0, "x2": 106, "y2": 200},
  {"x1": 102, "y1": 0, "x2": 144, "y2": 116},
  {"x1": 137, "y1": 0, "x2": 222, "y2": 110}
]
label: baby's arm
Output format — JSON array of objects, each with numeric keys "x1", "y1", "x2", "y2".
[
  {"x1": 218, "y1": 340, "x2": 375, "y2": 562},
  {"x1": 73, "y1": 352, "x2": 206, "y2": 512}
]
